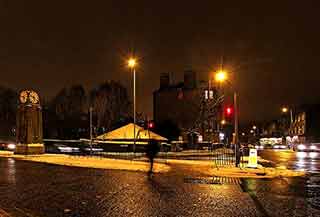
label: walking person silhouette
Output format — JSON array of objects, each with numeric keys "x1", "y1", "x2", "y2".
[{"x1": 146, "y1": 139, "x2": 160, "y2": 176}]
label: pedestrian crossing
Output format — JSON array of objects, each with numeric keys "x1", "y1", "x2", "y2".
[{"x1": 184, "y1": 176, "x2": 241, "y2": 185}]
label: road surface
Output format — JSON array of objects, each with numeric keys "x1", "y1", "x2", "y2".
[{"x1": 0, "y1": 150, "x2": 319, "y2": 216}]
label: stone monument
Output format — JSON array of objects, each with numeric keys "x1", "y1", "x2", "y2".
[{"x1": 15, "y1": 90, "x2": 44, "y2": 154}]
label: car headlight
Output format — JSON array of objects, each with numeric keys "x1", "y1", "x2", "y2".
[
  {"x1": 274, "y1": 145, "x2": 279, "y2": 149},
  {"x1": 310, "y1": 145, "x2": 317, "y2": 150},
  {"x1": 7, "y1": 144, "x2": 16, "y2": 150},
  {"x1": 255, "y1": 145, "x2": 259, "y2": 149},
  {"x1": 297, "y1": 144, "x2": 306, "y2": 150},
  {"x1": 280, "y1": 145, "x2": 286, "y2": 149},
  {"x1": 260, "y1": 146, "x2": 264, "y2": 149}
]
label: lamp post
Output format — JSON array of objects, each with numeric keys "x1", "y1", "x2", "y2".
[
  {"x1": 281, "y1": 106, "x2": 293, "y2": 123},
  {"x1": 215, "y1": 70, "x2": 240, "y2": 166},
  {"x1": 128, "y1": 58, "x2": 137, "y2": 153},
  {"x1": 214, "y1": 70, "x2": 239, "y2": 146}
]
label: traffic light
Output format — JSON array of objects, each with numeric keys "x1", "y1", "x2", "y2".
[
  {"x1": 225, "y1": 106, "x2": 233, "y2": 116},
  {"x1": 148, "y1": 121, "x2": 154, "y2": 129}
]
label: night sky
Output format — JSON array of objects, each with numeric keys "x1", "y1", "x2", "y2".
[{"x1": 0, "y1": 1, "x2": 319, "y2": 124}]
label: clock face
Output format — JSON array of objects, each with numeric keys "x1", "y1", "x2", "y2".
[
  {"x1": 19, "y1": 91, "x2": 28, "y2": 104},
  {"x1": 29, "y1": 91, "x2": 39, "y2": 104},
  {"x1": 19, "y1": 90, "x2": 40, "y2": 104}
]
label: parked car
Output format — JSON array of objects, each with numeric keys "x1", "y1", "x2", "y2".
[
  {"x1": 80, "y1": 145, "x2": 104, "y2": 154},
  {"x1": 45, "y1": 144, "x2": 80, "y2": 154}
]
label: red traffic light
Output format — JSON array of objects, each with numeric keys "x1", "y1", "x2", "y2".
[
  {"x1": 148, "y1": 122, "x2": 154, "y2": 129},
  {"x1": 225, "y1": 106, "x2": 233, "y2": 116}
]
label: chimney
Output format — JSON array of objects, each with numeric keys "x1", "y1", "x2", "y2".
[{"x1": 160, "y1": 73, "x2": 170, "y2": 89}]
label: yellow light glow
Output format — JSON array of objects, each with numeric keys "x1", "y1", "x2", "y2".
[
  {"x1": 282, "y1": 107, "x2": 288, "y2": 113},
  {"x1": 221, "y1": 119, "x2": 226, "y2": 125},
  {"x1": 215, "y1": 70, "x2": 227, "y2": 82},
  {"x1": 128, "y1": 58, "x2": 136, "y2": 68}
]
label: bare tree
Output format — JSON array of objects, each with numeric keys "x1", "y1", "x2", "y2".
[
  {"x1": 90, "y1": 81, "x2": 131, "y2": 131},
  {"x1": 0, "y1": 87, "x2": 18, "y2": 137}
]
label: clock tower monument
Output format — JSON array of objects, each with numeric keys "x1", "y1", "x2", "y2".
[{"x1": 15, "y1": 90, "x2": 44, "y2": 154}]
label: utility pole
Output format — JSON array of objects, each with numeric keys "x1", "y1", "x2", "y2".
[
  {"x1": 90, "y1": 106, "x2": 93, "y2": 155},
  {"x1": 234, "y1": 92, "x2": 240, "y2": 167},
  {"x1": 133, "y1": 67, "x2": 136, "y2": 153},
  {"x1": 234, "y1": 92, "x2": 239, "y2": 145}
]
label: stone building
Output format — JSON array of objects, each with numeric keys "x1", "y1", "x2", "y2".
[
  {"x1": 289, "y1": 104, "x2": 320, "y2": 143},
  {"x1": 153, "y1": 69, "x2": 221, "y2": 144}
]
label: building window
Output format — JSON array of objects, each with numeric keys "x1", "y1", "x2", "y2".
[
  {"x1": 204, "y1": 90, "x2": 208, "y2": 99},
  {"x1": 209, "y1": 90, "x2": 214, "y2": 99}
]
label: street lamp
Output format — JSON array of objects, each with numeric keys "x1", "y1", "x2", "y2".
[
  {"x1": 214, "y1": 70, "x2": 227, "y2": 83},
  {"x1": 214, "y1": 69, "x2": 240, "y2": 167},
  {"x1": 128, "y1": 57, "x2": 137, "y2": 153},
  {"x1": 281, "y1": 107, "x2": 288, "y2": 113},
  {"x1": 281, "y1": 106, "x2": 293, "y2": 123},
  {"x1": 214, "y1": 70, "x2": 239, "y2": 146}
]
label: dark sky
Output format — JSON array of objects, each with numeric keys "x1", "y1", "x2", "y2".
[{"x1": 1, "y1": 1, "x2": 320, "y2": 124}]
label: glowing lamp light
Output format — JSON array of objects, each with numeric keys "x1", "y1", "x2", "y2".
[
  {"x1": 128, "y1": 58, "x2": 136, "y2": 68},
  {"x1": 282, "y1": 107, "x2": 288, "y2": 113},
  {"x1": 215, "y1": 70, "x2": 227, "y2": 82}
]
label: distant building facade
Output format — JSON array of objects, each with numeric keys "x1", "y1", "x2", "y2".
[{"x1": 289, "y1": 104, "x2": 320, "y2": 143}]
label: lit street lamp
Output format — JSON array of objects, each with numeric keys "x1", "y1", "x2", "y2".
[
  {"x1": 281, "y1": 106, "x2": 293, "y2": 123},
  {"x1": 215, "y1": 70, "x2": 227, "y2": 83},
  {"x1": 214, "y1": 69, "x2": 240, "y2": 167},
  {"x1": 281, "y1": 107, "x2": 288, "y2": 113},
  {"x1": 128, "y1": 58, "x2": 137, "y2": 153},
  {"x1": 214, "y1": 70, "x2": 239, "y2": 147}
]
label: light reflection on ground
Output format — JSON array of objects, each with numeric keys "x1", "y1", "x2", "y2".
[{"x1": 260, "y1": 150, "x2": 320, "y2": 212}]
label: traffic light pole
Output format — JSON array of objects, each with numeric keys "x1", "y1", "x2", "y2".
[
  {"x1": 90, "y1": 106, "x2": 93, "y2": 155},
  {"x1": 234, "y1": 92, "x2": 240, "y2": 167},
  {"x1": 234, "y1": 92, "x2": 239, "y2": 145}
]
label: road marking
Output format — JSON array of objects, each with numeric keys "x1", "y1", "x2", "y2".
[{"x1": 184, "y1": 176, "x2": 241, "y2": 185}]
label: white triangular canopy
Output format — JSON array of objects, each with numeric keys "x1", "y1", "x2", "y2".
[{"x1": 96, "y1": 123, "x2": 168, "y2": 141}]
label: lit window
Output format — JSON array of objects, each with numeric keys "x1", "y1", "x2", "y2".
[
  {"x1": 204, "y1": 90, "x2": 208, "y2": 99},
  {"x1": 209, "y1": 90, "x2": 213, "y2": 99}
]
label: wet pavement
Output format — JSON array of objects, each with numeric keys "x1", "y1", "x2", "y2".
[
  {"x1": 0, "y1": 157, "x2": 258, "y2": 217},
  {"x1": 0, "y1": 150, "x2": 320, "y2": 216},
  {"x1": 253, "y1": 149, "x2": 320, "y2": 216}
]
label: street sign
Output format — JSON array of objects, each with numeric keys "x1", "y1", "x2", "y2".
[{"x1": 248, "y1": 149, "x2": 258, "y2": 168}]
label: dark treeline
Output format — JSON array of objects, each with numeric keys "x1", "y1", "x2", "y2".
[
  {"x1": 0, "y1": 87, "x2": 18, "y2": 139},
  {"x1": 0, "y1": 81, "x2": 132, "y2": 139}
]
